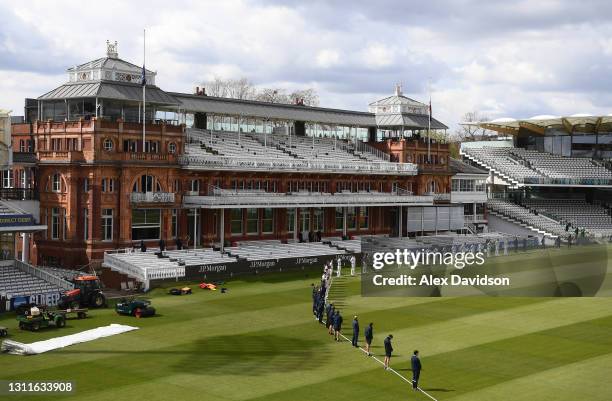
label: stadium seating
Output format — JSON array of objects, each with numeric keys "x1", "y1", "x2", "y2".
[
  {"x1": 0, "y1": 264, "x2": 64, "y2": 298},
  {"x1": 461, "y1": 146, "x2": 612, "y2": 185},
  {"x1": 487, "y1": 198, "x2": 568, "y2": 238},
  {"x1": 182, "y1": 129, "x2": 417, "y2": 174},
  {"x1": 225, "y1": 242, "x2": 346, "y2": 260},
  {"x1": 522, "y1": 198, "x2": 612, "y2": 237}
]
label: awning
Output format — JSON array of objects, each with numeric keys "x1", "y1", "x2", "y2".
[{"x1": 183, "y1": 192, "x2": 434, "y2": 209}]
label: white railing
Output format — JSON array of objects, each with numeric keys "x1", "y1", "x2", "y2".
[
  {"x1": 179, "y1": 154, "x2": 417, "y2": 174},
  {"x1": 354, "y1": 141, "x2": 391, "y2": 162},
  {"x1": 103, "y1": 250, "x2": 185, "y2": 291},
  {"x1": 130, "y1": 192, "x2": 176, "y2": 203},
  {"x1": 14, "y1": 260, "x2": 74, "y2": 291}
]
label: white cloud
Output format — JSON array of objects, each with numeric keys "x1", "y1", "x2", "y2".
[{"x1": 0, "y1": 0, "x2": 611, "y2": 132}]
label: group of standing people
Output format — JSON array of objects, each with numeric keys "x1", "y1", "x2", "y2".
[{"x1": 312, "y1": 261, "x2": 423, "y2": 391}]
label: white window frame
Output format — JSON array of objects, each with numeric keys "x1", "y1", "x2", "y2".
[
  {"x1": 51, "y1": 207, "x2": 60, "y2": 240},
  {"x1": 51, "y1": 173, "x2": 60, "y2": 192},
  {"x1": 103, "y1": 138, "x2": 114, "y2": 151},
  {"x1": 102, "y1": 208, "x2": 113, "y2": 241}
]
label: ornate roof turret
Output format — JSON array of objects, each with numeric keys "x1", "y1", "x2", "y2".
[{"x1": 65, "y1": 41, "x2": 155, "y2": 85}]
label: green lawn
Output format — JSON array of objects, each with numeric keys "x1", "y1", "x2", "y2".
[{"x1": 1, "y1": 248, "x2": 612, "y2": 401}]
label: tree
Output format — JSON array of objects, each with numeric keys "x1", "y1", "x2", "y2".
[
  {"x1": 453, "y1": 111, "x2": 492, "y2": 142},
  {"x1": 289, "y1": 88, "x2": 319, "y2": 107},
  {"x1": 255, "y1": 88, "x2": 288, "y2": 104},
  {"x1": 200, "y1": 77, "x2": 319, "y2": 106}
]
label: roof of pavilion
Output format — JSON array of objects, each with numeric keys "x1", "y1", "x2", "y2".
[
  {"x1": 471, "y1": 114, "x2": 612, "y2": 135},
  {"x1": 38, "y1": 81, "x2": 180, "y2": 105},
  {"x1": 172, "y1": 92, "x2": 376, "y2": 126}
]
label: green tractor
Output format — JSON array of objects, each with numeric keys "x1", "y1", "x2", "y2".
[
  {"x1": 58, "y1": 275, "x2": 106, "y2": 309},
  {"x1": 115, "y1": 298, "x2": 156, "y2": 318},
  {"x1": 17, "y1": 307, "x2": 66, "y2": 331}
]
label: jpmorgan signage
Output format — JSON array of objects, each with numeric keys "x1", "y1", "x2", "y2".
[
  {"x1": 130, "y1": 192, "x2": 175, "y2": 204},
  {"x1": 182, "y1": 253, "x2": 358, "y2": 280}
]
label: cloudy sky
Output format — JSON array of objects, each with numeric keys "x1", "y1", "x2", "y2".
[{"x1": 2, "y1": 0, "x2": 612, "y2": 130}]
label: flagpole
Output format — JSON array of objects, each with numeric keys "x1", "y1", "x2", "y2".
[
  {"x1": 427, "y1": 79, "x2": 431, "y2": 164},
  {"x1": 142, "y1": 29, "x2": 146, "y2": 153}
]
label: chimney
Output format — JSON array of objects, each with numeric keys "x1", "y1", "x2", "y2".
[{"x1": 195, "y1": 86, "x2": 200, "y2": 95}]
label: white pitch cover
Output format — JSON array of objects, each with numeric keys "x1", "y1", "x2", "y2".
[{"x1": 1, "y1": 324, "x2": 139, "y2": 355}]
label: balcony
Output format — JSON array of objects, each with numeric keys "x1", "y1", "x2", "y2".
[
  {"x1": 0, "y1": 188, "x2": 39, "y2": 201},
  {"x1": 130, "y1": 192, "x2": 176, "y2": 204},
  {"x1": 37, "y1": 150, "x2": 85, "y2": 163},
  {"x1": 425, "y1": 192, "x2": 451, "y2": 202}
]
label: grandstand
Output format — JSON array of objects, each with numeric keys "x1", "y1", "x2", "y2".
[
  {"x1": 461, "y1": 145, "x2": 612, "y2": 186},
  {"x1": 522, "y1": 198, "x2": 612, "y2": 237},
  {"x1": 0, "y1": 260, "x2": 72, "y2": 309},
  {"x1": 182, "y1": 129, "x2": 417, "y2": 174},
  {"x1": 487, "y1": 198, "x2": 568, "y2": 238}
]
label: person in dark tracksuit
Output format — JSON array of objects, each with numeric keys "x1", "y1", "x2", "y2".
[
  {"x1": 411, "y1": 350, "x2": 422, "y2": 390},
  {"x1": 326, "y1": 304, "x2": 335, "y2": 335},
  {"x1": 364, "y1": 323, "x2": 373, "y2": 356},
  {"x1": 383, "y1": 334, "x2": 393, "y2": 369},
  {"x1": 317, "y1": 298, "x2": 325, "y2": 324},
  {"x1": 351, "y1": 316, "x2": 359, "y2": 347},
  {"x1": 333, "y1": 310, "x2": 343, "y2": 342}
]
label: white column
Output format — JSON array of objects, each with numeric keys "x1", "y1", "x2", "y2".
[
  {"x1": 21, "y1": 232, "x2": 28, "y2": 263},
  {"x1": 343, "y1": 207, "x2": 347, "y2": 237},
  {"x1": 435, "y1": 207, "x2": 438, "y2": 235},
  {"x1": 293, "y1": 208, "x2": 298, "y2": 242},
  {"x1": 219, "y1": 209, "x2": 225, "y2": 253},
  {"x1": 398, "y1": 206, "x2": 403, "y2": 237},
  {"x1": 193, "y1": 208, "x2": 198, "y2": 249}
]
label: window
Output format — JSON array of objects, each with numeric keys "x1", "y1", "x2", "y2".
[
  {"x1": 313, "y1": 208, "x2": 324, "y2": 231},
  {"x1": 168, "y1": 142, "x2": 176, "y2": 154},
  {"x1": 83, "y1": 208, "x2": 89, "y2": 240},
  {"x1": 476, "y1": 203, "x2": 486, "y2": 216},
  {"x1": 51, "y1": 173, "x2": 60, "y2": 192},
  {"x1": 287, "y1": 209, "x2": 295, "y2": 233},
  {"x1": 103, "y1": 138, "x2": 114, "y2": 151},
  {"x1": 347, "y1": 207, "x2": 357, "y2": 230},
  {"x1": 452, "y1": 179, "x2": 459, "y2": 192},
  {"x1": 51, "y1": 207, "x2": 60, "y2": 239},
  {"x1": 1, "y1": 170, "x2": 13, "y2": 188},
  {"x1": 190, "y1": 179, "x2": 200, "y2": 193},
  {"x1": 102, "y1": 208, "x2": 113, "y2": 241},
  {"x1": 231, "y1": 209, "x2": 243, "y2": 235},
  {"x1": 133, "y1": 175, "x2": 160, "y2": 193},
  {"x1": 19, "y1": 140, "x2": 25, "y2": 152},
  {"x1": 358, "y1": 207, "x2": 369, "y2": 230},
  {"x1": 83, "y1": 177, "x2": 90, "y2": 192},
  {"x1": 174, "y1": 179, "x2": 180, "y2": 192},
  {"x1": 63, "y1": 208, "x2": 67, "y2": 240},
  {"x1": 123, "y1": 139, "x2": 137, "y2": 152},
  {"x1": 171, "y1": 209, "x2": 178, "y2": 238},
  {"x1": 102, "y1": 178, "x2": 116, "y2": 193},
  {"x1": 131, "y1": 209, "x2": 161, "y2": 240},
  {"x1": 19, "y1": 170, "x2": 26, "y2": 189},
  {"x1": 145, "y1": 140, "x2": 159, "y2": 153},
  {"x1": 335, "y1": 207, "x2": 344, "y2": 231},
  {"x1": 262, "y1": 208, "x2": 273, "y2": 234},
  {"x1": 463, "y1": 203, "x2": 473, "y2": 217},
  {"x1": 246, "y1": 208, "x2": 258, "y2": 234}
]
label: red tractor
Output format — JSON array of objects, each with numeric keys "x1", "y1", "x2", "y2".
[{"x1": 58, "y1": 275, "x2": 106, "y2": 309}]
